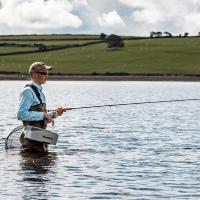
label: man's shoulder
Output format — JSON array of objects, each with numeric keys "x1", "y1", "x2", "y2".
[{"x1": 21, "y1": 85, "x2": 34, "y2": 95}]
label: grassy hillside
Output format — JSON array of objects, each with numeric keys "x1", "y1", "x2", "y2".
[
  {"x1": 0, "y1": 34, "x2": 100, "y2": 40},
  {"x1": 0, "y1": 35, "x2": 200, "y2": 74}
]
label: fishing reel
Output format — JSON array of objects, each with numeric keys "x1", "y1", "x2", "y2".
[{"x1": 49, "y1": 111, "x2": 57, "y2": 119}]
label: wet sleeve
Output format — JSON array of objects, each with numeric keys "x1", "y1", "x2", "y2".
[{"x1": 17, "y1": 88, "x2": 44, "y2": 121}]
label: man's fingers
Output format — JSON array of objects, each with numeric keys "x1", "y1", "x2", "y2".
[{"x1": 52, "y1": 119, "x2": 55, "y2": 126}]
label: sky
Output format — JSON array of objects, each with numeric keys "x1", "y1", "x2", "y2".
[{"x1": 0, "y1": 0, "x2": 200, "y2": 36}]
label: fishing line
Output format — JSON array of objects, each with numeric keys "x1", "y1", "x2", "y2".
[{"x1": 48, "y1": 98, "x2": 200, "y2": 112}]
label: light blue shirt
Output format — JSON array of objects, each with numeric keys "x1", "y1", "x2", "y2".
[{"x1": 17, "y1": 81, "x2": 46, "y2": 121}]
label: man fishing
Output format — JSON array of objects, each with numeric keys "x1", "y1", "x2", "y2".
[{"x1": 17, "y1": 62, "x2": 66, "y2": 152}]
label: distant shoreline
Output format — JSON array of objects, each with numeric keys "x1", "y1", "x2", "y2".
[{"x1": 1, "y1": 73, "x2": 200, "y2": 81}]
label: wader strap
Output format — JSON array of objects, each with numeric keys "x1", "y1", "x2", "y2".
[
  {"x1": 23, "y1": 84, "x2": 47, "y2": 129},
  {"x1": 26, "y1": 84, "x2": 42, "y2": 104}
]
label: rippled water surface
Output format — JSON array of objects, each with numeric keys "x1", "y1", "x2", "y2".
[{"x1": 1, "y1": 81, "x2": 200, "y2": 199}]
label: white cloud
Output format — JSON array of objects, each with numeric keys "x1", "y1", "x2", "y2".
[
  {"x1": 0, "y1": 0, "x2": 82, "y2": 33},
  {"x1": 117, "y1": 0, "x2": 200, "y2": 35},
  {"x1": 72, "y1": 0, "x2": 88, "y2": 7},
  {"x1": 118, "y1": 0, "x2": 153, "y2": 8},
  {"x1": 98, "y1": 10, "x2": 125, "y2": 28},
  {"x1": 133, "y1": 8, "x2": 164, "y2": 24},
  {"x1": 185, "y1": 12, "x2": 200, "y2": 33},
  {"x1": 0, "y1": 0, "x2": 200, "y2": 35}
]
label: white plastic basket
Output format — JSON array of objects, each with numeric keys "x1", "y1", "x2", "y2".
[{"x1": 24, "y1": 125, "x2": 59, "y2": 145}]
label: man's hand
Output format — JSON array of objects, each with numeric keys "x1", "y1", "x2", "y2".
[
  {"x1": 56, "y1": 107, "x2": 66, "y2": 116},
  {"x1": 44, "y1": 112, "x2": 54, "y2": 126}
]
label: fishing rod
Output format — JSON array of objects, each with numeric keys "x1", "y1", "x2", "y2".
[{"x1": 48, "y1": 98, "x2": 200, "y2": 112}]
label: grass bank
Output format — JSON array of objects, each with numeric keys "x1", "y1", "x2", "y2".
[{"x1": 0, "y1": 35, "x2": 200, "y2": 76}]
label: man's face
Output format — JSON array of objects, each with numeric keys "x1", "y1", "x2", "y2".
[{"x1": 33, "y1": 70, "x2": 48, "y2": 84}]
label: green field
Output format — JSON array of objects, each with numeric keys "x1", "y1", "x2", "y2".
[
  {"x1": 0, "y1": 34, "x2": 100, "y2": 40},
  {"x1": 0, "y1": 40, "x2": 99, "y2": 46},
  {"x1": 0, "y1": 46, "x2": 36, "y2": 54},
  {"x1": 0, "y1": 35, "x2": 200, "y2": 74}
]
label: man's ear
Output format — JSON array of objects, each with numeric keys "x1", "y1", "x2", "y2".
[{"x1": 32, "y1": 73, "x2": 37, "y2": 78}]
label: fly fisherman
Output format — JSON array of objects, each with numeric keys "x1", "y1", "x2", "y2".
[{"x1": 17, "y1": 62, "x2": 66, "y2": 152}]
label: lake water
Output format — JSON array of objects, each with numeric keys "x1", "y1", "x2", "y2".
[{"x1": 1, "y1": 81, "x2": 200, "y2": 199}]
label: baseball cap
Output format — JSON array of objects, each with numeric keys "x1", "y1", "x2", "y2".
[{"x1": 29, "y1": 62, "x2": 53, "y2": 74}]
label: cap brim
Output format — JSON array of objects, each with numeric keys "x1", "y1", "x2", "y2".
[{"x1": 45, "y1": 65, "x2": 53, "y2": 70}]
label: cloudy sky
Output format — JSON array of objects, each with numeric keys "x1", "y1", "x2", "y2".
[{"x1": 0, "y1": 0, "x2": 200, "y2": 36}]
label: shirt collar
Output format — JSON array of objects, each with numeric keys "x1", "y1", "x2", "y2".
[{"x1": 31, "y1": 81, "x2": 43, "y2": 91}]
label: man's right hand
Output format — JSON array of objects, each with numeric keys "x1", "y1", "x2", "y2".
[
  {"x1": 56, "y1": 107, "x2": 66, "y2": 116},
  {"x1": 44, "y1": 112, "x2": 54, "y2": 126}
]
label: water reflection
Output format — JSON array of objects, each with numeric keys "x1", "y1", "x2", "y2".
[{"x1": 19, "y1": 151, "x2": 57, "y2": 200}]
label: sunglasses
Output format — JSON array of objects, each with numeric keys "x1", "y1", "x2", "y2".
[{"x1": 35, "y1": 71, "x2": 48, "y2": 75}]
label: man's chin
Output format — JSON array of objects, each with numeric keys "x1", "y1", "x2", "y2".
[{"x1": 40, "y1": 81, "x2": 46, "y2": 85}]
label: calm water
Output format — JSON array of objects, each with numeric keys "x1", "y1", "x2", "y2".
[{"x1": 1, "y1": 81, "x2": 200, "y2": 199}]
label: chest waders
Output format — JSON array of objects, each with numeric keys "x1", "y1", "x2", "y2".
[{"x1": 20, "y1": 84, "x2": 48, "y2": 152}]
